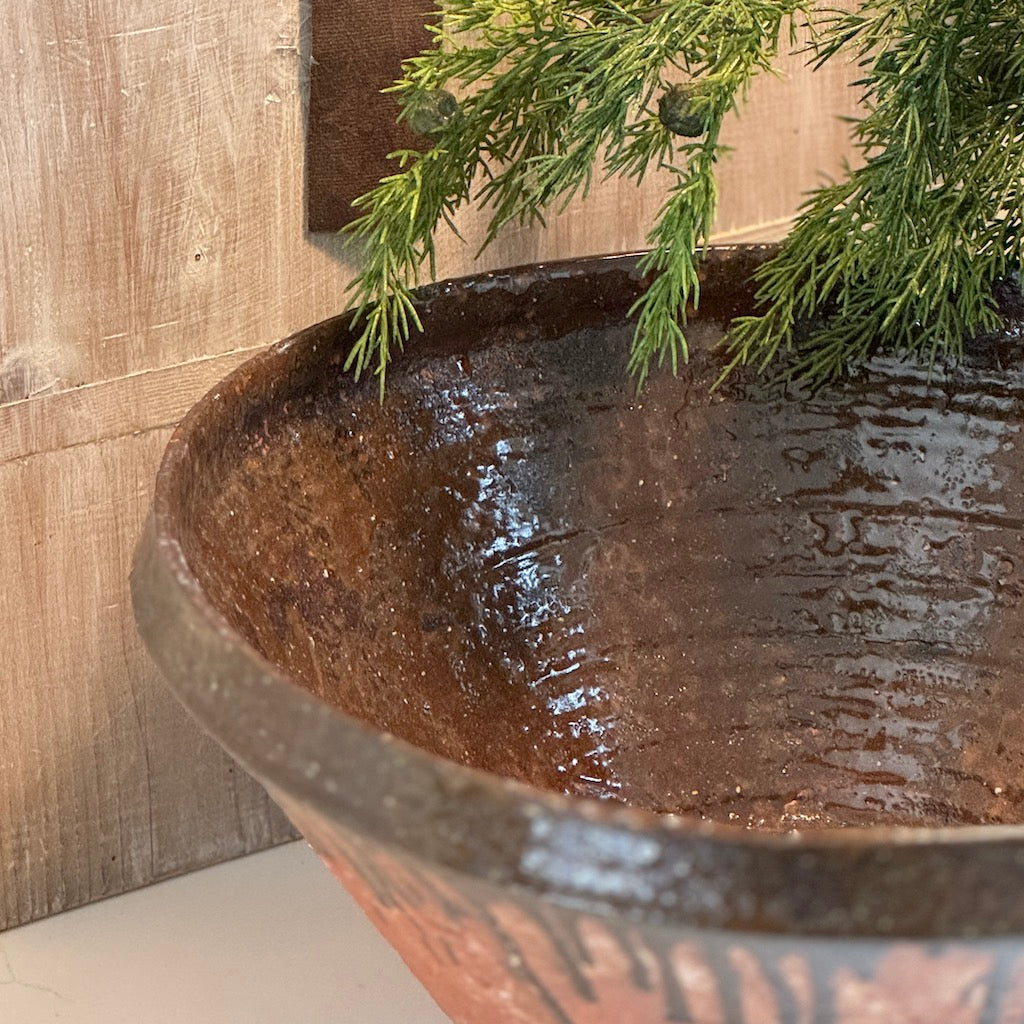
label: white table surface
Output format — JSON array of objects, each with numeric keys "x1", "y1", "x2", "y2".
[{"x1": 0, "y1": 841, "x2": 451, "y2": 1023}]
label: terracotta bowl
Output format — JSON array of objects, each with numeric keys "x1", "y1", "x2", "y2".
[{"x1": 132, "y1": 248, "x2": 1024, "y2": 1023}]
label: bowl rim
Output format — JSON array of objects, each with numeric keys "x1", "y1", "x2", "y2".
[{"x1": 132, "y1": 246, "x2": 1024, "y2": 941}]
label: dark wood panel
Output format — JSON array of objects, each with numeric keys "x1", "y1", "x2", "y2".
[{"x1": 307, "y1": 1, "x2": 434, "y2": 230}]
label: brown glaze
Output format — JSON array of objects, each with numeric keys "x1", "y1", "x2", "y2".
[
  {"x1": 176, "y1": 250, "x2": 1024, "y2": 832},
  {"x1": 133, "y1": 248, "x2": 1024, "y2": 983}
]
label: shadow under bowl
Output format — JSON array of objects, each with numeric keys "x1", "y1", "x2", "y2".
[{"x1": 133, "y1": 248, "x2": 1024, "y2": 1023}]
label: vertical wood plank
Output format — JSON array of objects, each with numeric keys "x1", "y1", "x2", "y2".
[
  {"x1": 0, "y1": 0, "x2": 354, "y2": 398},
  {"x1": 0, "y1": 433, "x2": 295, "y2": 930}
]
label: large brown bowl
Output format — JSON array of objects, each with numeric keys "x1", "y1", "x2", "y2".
[{"x1": 132, "y1": 248, "x2": 1024, "y2": 1023}]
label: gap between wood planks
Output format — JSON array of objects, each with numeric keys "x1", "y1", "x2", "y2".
[
  {"x1": 0, "y1": 346, "x2": 265, "y2": 465},
  {"x1": 0, "y1": 218, "x2": 792, "y2": 468}
]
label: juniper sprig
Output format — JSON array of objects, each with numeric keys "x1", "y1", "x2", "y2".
[
  {"x1": 342, "y1": 0, "x2": 806, "y2": 395},
  {"x1": 342, "y1": 1, "x2": 1024, "y2": 395},
  {"x1": 723, "y1": 0, "x2": 1024, "y2": 385}
]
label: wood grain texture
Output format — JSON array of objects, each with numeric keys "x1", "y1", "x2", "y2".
[
  {"x1": 0, "y1": 0, "x2": 355, "y2": 400},
  {"x1": 0, "y1": 431, "x2": 296, "y2": 931},
  {"x1": 0, "y1": 345, "x2": 264, "y2": 465},
  {"x1": 0, "y1": 0, "x2": 862, "y2": 931}
]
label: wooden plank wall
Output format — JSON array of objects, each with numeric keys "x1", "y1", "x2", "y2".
[{"x1": 0, "y1": 0, "x2": 862, "y2": 931}]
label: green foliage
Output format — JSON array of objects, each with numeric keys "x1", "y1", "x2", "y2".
[
  {"x1": 342, "y1": 1, "x2": 1024, "y2": 395},
  {"x1": 723, "y1": 0, "x2": 1024, "y2": 384}
]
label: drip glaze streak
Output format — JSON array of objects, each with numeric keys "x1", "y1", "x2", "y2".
[
  {"x1": 285, "y1": 803, "x2": 1024, "y2": 1024},
  {"x1": 191, "y1": 311, "x2": 1024, "y2": 832}
]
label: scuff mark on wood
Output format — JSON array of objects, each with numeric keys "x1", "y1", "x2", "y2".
[
  {"x1": 107, "y1": 25, "x2": 174, "y2": 41},
  {"x1": 0, "y1": 350, "x2": 59, "y2": 405}
]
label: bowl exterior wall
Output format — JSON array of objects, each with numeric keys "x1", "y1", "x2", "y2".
[{"x1": 280, "y1": 791, "x2": 1024, "y2": 1024}]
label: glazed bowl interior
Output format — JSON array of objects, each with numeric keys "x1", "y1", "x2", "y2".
[{"x1": 174, "y1": 250, "x2": 1024, "y2": 836}]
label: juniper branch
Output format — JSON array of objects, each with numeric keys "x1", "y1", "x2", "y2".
[
  {"x1": 722, "y1": 0, "x2": 1024, "y2": 384},
  {"x1": 343, "y1": 0, "x2": 807, "y2": 392},
  {"x1": 344, "y1": 0, "x2": 1023, "y2": 395}
]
